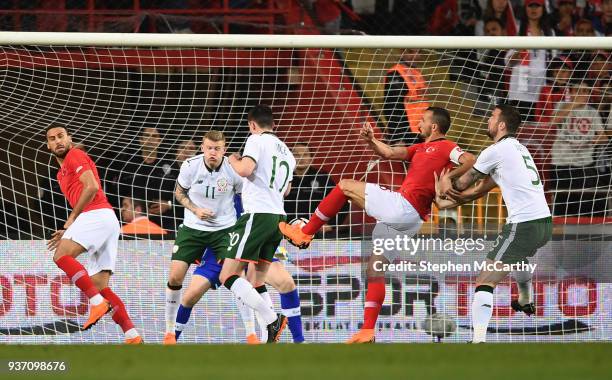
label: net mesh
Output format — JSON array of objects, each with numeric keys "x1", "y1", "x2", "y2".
[{"x1": 0, "y1": 42, "x2": 610, "y2": 343}]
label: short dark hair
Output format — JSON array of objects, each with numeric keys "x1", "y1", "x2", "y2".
[
  {"x1": 426, "y1": 106, "x2": 451, "y2": 134},
  {"x1": 45, "y1": 122, "x2": 69, "y2": 136},
  {"x1": 248, "y1": 104, "x2": 274, "y2": 129},
  {"x1": 495, "y1": 104, "x2": 522, "y2": 134},
  {"x1": 483, "y1": 17, "x2": 504, "y2": 28}
]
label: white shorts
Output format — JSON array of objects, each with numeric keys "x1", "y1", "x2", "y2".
[
  {"x1": 63, "y1": 208, "x2": 120, "y2": 276},
  {"x1": 365, "y1": 183, "x2": 423, "y2": 262}
]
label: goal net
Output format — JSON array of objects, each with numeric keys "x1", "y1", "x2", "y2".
[{"x1": 0, "y1": 33, "x2": 610, "y2": 343}]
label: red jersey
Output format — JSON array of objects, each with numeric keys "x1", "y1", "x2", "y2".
[
  {"x1": 57, "y1": 148, "x2": 112, "y2": 212},
  {"x1": 399, "y1": 139, "x2": 463, "y2": 220}
]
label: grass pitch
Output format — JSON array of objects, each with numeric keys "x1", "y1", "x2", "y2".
[{"x1": 1, "y1": 343, "x2": 610, "y2": 380}]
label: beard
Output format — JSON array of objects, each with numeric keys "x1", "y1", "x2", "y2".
[{"x1": 52, "y1": 146, "x2": 70, "y2": 158}]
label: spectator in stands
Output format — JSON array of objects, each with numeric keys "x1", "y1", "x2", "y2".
[
  {"x1": 383, "y1": 49, "x2": 428, "y2": 145},
  {"x1": 535, "y1": 56, "x2": 572, "y2": 124},
  {"x1": 574, "y1": 17, "x2": 597, "y2": 35},
  {"x1": 475, "y1": 0, "x2": 518, "y2": 36},
  {"x1": 284, "y1": 143, "x2": 347, "y2": 234},
  {"x1": 456, "y1": 0, "x2": 483, "y2": 35},
  {"x1": 550, "y1": 79, "x2": 608, "y2": 215},
  {"x1": 592, "y1": 0, "x2": 612, "y2": 35},
  {"x1": 578, "y1": 50, "x2": 611, "y2": 111},
  {"x1": 308, "y1": 0, "x2": 344, "y2": 34},
  {"x1": 170, "y1": 138, "x2": 198, "y2": 221},
  {"x1": 554, "y1": 0, "x2": 579, "y2": 36},
  {"x1": 428, "y1": 0, "x2": 460, "y2": 35},
  {"x1": 115, "y1": 126, "x2": 177, "y2": 233},
  {"x1": 175, "y1": 139, "x2": 197, "y2": 163},
  {"x1": 452, "y1": 17, "x2": 508, "y2": 113},
  {"x1": 505, "y1": 0, "x2": 555, "y2": 122},
  {"x1": 120, "y1": 196, "x2": 167, "y2": 235}
]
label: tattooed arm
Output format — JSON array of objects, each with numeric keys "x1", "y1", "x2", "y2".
[
  {"x1": 175, "y1": 183, "x2": 214, "y2": 220},
  {"x1": 452, "y1": 167, "x2": 487, "y2": 192}
]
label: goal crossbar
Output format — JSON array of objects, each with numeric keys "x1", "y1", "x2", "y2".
[{"x1": 0, "y1": 32, "x2": 610, "y2": 49}]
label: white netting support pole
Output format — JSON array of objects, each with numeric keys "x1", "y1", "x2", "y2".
[{"x1": 0, "y1": 32, "x2": 610, "y2": 49}]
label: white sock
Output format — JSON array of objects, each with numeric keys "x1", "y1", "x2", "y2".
[
  {"x1": 256, "y1": 291, "x2": 274, "y2": 341},
  {"x1": 90, "y1": 294, "x2": 103, "y2": 306},
  {"x1": 471, "y1": 289, "x2": 494, "y2": 343},
  {"x1": 235, "y1": 296, "x2": 256, "y2": 336},
  {"x1": 256, "y1": 311, "x2": 268, "y2": 342},
  {"x1": 124, "y1": 328, "x2": 139, "y2": 339},
  {"x1": 165, "y1": 286, "x2": 181, "y2": 333},
  {"x1": 229, "y1": 278, "x2": 276, "y2": 325}
]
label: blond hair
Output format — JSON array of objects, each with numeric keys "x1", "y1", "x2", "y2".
[{"x1": 203, "y1": 130, "x2": 226, "y2": 143}]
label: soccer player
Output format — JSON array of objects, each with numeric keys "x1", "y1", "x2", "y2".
[
  {"x1": 163, "y1": 130, "x2": 243, "y2": 345},
  {"x1": 279, "y1": 107, "x2": 476, "y2": 343},
  {"x1": 435, "y1": 104, "x2": 552, "y2": 343},
  {"x1": 45, "y1": 123, "x2": 141, "y2": 344},
  {"x1": 218, "y1": 104, "x2": 295, "y2": 343}
]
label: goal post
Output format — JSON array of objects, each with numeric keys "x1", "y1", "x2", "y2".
[{"x1": 0, "y1": 33, "x2": 610, "y2": 343}]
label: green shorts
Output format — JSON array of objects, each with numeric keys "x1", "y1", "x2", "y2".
[
  {"x1": 222, "y1": 213, "x2": 285, "y2": 263},
  {"x1": 172, "y1": 224, "x2": 233, "y2": 264},
  {"x1": 487, "y1": 216, "x2": 552, "y2": 264}
]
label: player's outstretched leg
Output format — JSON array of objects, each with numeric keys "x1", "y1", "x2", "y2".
[
  {"x1": 346, "y1": 254, "x2": 387, "y2": 344},
  {"x1": 53, "y1": 241, "x2": 111, "y2": 330},
  {"x1": 279, "y1": 180, "x2": 365, "y2": 249},
  {"x1": 99, "y1": 287, "x2": 142, "y2": 344}
]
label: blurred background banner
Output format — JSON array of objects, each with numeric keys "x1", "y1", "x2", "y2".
[{"x1": 1, "y1": 240, "x2": 610, "y2": 343}]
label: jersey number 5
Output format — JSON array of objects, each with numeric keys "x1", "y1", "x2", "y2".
[
  {"x1": 522, "y1": 155, "x2": 541, "y2": 186},
  {"x1": 270, "y1": 155, "x2": 290, "y2": 192}
]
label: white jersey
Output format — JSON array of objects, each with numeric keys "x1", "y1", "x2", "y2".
[
  {"x1": 241, "y1": 132, "x2": 296, "y2": 215},
  {"x1": 177, "y1": 155, "x2": 243, "y2": 231},
  {"x1": 473, "y1": 136, "x2": 551, "y2": 224}
]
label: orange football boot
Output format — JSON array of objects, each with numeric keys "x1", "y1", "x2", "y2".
[
  {"x1": 246, "y1": 333, "x2": 261, "y2": 345},
  {"x1": 163, "y1": 332, "x2": 177, "y2": 345},
  {"x1": 125, "y1": 336, "x2": 143, "y2": 345},
  {"x1": 82, "y1": 300, "x2": 111, "y2": 330},
  {"x1": 346, "y1": 329, "x2": 376, "y2": 344},
  {"x1": 278, "y1": 222, "x2": 313, "y2": 249}
]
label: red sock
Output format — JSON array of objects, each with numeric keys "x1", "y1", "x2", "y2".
[
  {"x1": 303, "y1": 185, "x2": 347, "y2": 235},
  {"x1": 100, "y1": 287, "x2": 135, "y2": 333},
  {"x1": 55, "y1": 256, "x2": 99, "y2": 299},
  {"x1": 362, "y1": 277, "x2": 385, "y2": 329}
]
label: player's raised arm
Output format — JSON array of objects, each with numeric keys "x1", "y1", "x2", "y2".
[
  {"x1": 360, "y1": 122, "x2": 408, "y2": 160},
  {"x1": 65, "y1": 169, "x2": 99, "y2": 228}
]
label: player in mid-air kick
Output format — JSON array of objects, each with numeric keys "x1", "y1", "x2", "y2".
[
  {"x1": 279, "y1": 107, "x2": 476, "y2": 343},
  {"x1": 45, "y1": 123, "x2": 141, "y2": 344},
  {"x1": 434, "y1": 104, "x2": 552, "y2": 343}
]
